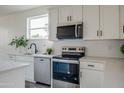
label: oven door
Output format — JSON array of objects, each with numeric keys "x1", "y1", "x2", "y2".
[{"x1": 53, "y1": 59, "x2": 79, "y2": 84}]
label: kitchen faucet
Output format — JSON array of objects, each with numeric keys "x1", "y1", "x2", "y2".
[{"x1": 29, "y1": 43, "x2": 38, "y2": 54}]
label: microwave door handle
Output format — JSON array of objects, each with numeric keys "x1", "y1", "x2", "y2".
[
  {"x1": 75, "y1": 25, "x2": 77, "y2": 38},
  {"x1": 77, "y1": 25, "x2": 79, "y2": 37}
]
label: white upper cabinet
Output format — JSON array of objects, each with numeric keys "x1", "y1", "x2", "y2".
[
  {"x1": 100, "y1": 5, "x2": 119, "y2": 39},
  {"x1": 48, "y1": 6, "x2": 82, "y2": 41},
  {"x1": 59, "y1": 6, "x2": 71, "y2": 24},
  {"x1": 83, "y1": 5, "x2": 120, "y2": 40},
  {"x1": 83, "y1": 5, "x2": 100, "y2": 40},
  {"x1": 49, "y1": 8, "x2": 58, "y2": 41},
  {"x1": 48, "y1": 5, "x2": 120, "y2": 41},
  {"x1": 72, "y1": 6, "x2": 83, "y2": 22},
  {"x1": 58, "y1": 6, "x2": 83, "y2": 24},
  {"x1": 120, "y1": 6, "x2": 124, "y2": 39}
]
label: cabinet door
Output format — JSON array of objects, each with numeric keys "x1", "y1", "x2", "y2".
[
  {"x1": 49, "y1": 8, "x2": 58, "y2": 41},
  {"x1": 83, "y1": 5, "x2": 100, "y2": 40},
  {"x1": 80, "y1": 69, "x2": 104, "y2": 88},
  {"x1": 59, "y1": 6, "x2": 72, "y2": 24},
  {"x1": 72, "y1": 6, "x2": 83, "y2": 22},
  {"x1": 25, "y1": 61, "x2": 34, "y2": 82},
  {"x1": 120, "y1": 6, "x2": 124, "y2": 39},
  {"x1": 15, "y1": 61, "x2": 34, "y2": 82},
  {"x1": 100, "y1": 5, "x2": 119, "y2": 39}
]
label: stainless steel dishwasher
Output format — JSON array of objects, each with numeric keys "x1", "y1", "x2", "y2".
[{"x1": 34, "y1": 57, "x2": 51, "y2": 85}]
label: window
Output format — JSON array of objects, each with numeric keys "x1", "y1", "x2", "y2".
[{"x1": 27, "y1": 14, "x2": 48, "y2": 39}]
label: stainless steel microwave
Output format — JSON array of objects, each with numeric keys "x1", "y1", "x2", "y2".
[{"x1": 56, "y1": 23, "x2": 83, "y2": 39}]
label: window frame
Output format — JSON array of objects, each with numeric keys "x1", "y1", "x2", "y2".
[{"x1": 27, "y1": 14, "x2": 49, "y2": 40}]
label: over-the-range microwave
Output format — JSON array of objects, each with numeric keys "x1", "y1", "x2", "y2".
[{"x1": 56, "y1": 22, "x2": 83, "y2": 39}]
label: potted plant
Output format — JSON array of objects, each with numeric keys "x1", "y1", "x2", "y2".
[
  {"x1": 46, "y1": 48, "x2": 53, "y2": 55},
  {"x1": 9, "y1": 35, "x2": 28, "y2": 53},
  {"x1": 120, "y1": 44, "x2": 124, "y2": 54}
]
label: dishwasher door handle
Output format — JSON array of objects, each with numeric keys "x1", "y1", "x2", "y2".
[{"x1": 40, "y1": 59, "x2": 44, "y2": 61}]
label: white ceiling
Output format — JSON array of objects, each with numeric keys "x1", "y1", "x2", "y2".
[{"x1": 0, "y1": 5, "x2": 42, "y2": 16}]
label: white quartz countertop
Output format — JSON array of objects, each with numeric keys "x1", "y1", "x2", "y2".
[
  {"x1": 0, "y1": 60, "x2": 29, "y2": 73},
  {"x1": 33, "y1": 54, "x2": 54, "y2": 58},
  {"x1": 8, "y1": 53, "x2": 34, "y2": 57},
  {"x1": 80, "y1": 56, "x2": 124, "y2": 63},
  {"x1": 8, "y1": 53, "x2": 54, "y2": 58}
]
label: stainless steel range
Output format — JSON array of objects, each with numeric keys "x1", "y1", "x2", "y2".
[{"x1": 52, "y1": 46, "x2": 85, "y2": 88}]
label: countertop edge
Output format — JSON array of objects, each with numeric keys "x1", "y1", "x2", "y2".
[
  {"x1": 0, "y1": 61, "x2": 29, "y2": 73},
  {"x1": 80, "y1": 56, "x2": 124, "y2": 63}
]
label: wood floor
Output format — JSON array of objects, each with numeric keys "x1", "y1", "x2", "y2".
[{"x1": 25, "y1": 81, "x2": 51, "y2": 88}]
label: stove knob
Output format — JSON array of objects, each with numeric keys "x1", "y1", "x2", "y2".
[
  {"x1": 67, "y1": 72, "x2": 70, "y2": 74},
  {"x1": 74, "y1": 78, "x2": 77, "y2": 80},
  {"x1": 63, "y1": 77, "x2": 66, "y2": 80}
]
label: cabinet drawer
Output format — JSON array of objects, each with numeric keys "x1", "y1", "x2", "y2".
[
  {"x1": 80, "y1": 62, "x2": 104, "y2": 71},
  {"x1": 16, "y1": 56, "x2": 34, "y2": 62}
]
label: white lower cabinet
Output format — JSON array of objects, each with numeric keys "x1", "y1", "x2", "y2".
[
  {"x1": 80, "y1": 69, "x2": 104, "y2": 88},
  {"x1": 8, "y1": 55, "x2": 34, "y2": 82},
  {"x1": 16, "y1": 61, "x2": 34, "y2": 82},
  {"x1": 80, "y1": 62, "x2": 104, "y2": 88}
]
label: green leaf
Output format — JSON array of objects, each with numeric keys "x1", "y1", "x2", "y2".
[{"x1": 9, "y1": 35, "x2": 28, "y2": 48}]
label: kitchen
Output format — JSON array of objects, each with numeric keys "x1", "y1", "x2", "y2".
[{"x1": 0, "y1": 5, "x2": 124, "y2": 88}]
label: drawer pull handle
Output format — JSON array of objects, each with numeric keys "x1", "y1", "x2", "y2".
[
  {"x1": 40, "y1": 59, "x2": 44, "y2": 61},
  {"x1": 88, "y1": 64, "x2": 95, "y2": 67}
]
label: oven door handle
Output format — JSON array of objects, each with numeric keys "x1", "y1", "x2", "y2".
[{"x1": 52, "y1": 59, "x2": 79, "y2": 64}]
